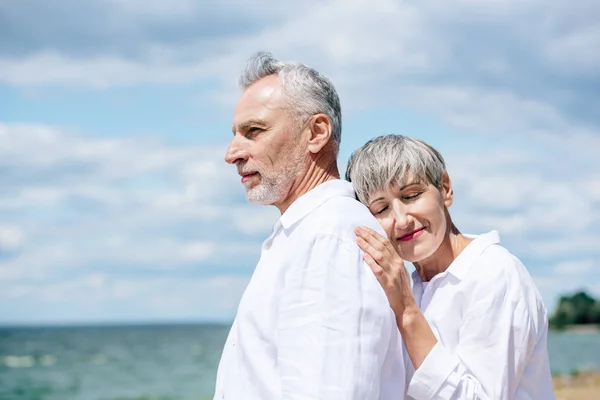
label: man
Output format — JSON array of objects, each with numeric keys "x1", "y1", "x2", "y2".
[{"x1": 213, "y1": 52, "x2": 406, "y2": 400}]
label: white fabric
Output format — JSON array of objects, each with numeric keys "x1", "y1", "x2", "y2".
[
  {"x1": 213, "y1": 179, "x2": 406, "y2": 400},
  {"x1": 407, "y1": 231, "x2": 555, "y2": 400}
]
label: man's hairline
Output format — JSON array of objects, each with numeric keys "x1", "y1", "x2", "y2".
[{"x1": 238, "y1": 72, "x2": 339, "y2": 152}]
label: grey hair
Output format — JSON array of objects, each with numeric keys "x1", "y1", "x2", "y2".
[
  {"x1": 239, "y1": 51, "x2": 342, "y2": 153},
  {"x1": 345, "y1": 134, "x2": 446, "y2": 205}
]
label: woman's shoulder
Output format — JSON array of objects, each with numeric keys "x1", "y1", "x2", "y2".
[
  {"x1": 470, "y1": 241, "x2": 529, "y2": 284},
  {"x1": 468, "y1": 238, "x2": 547, "y2": 315},
  {"x1": 477, "y1": 241, "x2": 522, "y2": 271}
]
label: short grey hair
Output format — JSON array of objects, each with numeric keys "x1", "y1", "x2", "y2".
[
  {"x1": 345, "y1": 134, "x2": 446, "y2": 205},
  {"x1": 239, "y1": 51, "x2": 342, "y2": 152}
]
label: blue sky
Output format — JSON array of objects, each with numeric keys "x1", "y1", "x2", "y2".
[{"x1": 1, "y1": 0, "x2": 599, "y2": 325}]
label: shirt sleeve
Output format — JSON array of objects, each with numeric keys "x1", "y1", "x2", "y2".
[
  {"x1": 277, "y1": 233, "x2": 399, "y2": 399},
  {"x1": 407, "y1": 262, "x2": 543, "y2": 400}
]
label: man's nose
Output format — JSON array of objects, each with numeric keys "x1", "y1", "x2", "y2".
[{"x1": 224, "y1": 136, "x2": 248, "y2": 165}]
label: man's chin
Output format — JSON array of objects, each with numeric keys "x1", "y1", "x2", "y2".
[
  {"x1": 245, "y1": 188, "x2": 276, "y2": 206},
  {"x1": 246, "y1": 196, "x2": 270, "y2": 205}
]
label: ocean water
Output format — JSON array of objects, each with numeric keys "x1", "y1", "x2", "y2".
[{"x1": 1, "y1": 324, "x2": 599, "y2": 400}]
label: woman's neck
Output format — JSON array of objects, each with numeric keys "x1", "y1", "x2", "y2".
[{"x1": 413, "y1": 223, "x2": 472, "y2": 282}]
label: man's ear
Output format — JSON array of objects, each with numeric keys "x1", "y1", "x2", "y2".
[
  {"x1": 306, "y1": 114, "x2": 333, "y2": 154},
  {"x1": 441, "y1": 171, "x2": 454, "y2": 208}
]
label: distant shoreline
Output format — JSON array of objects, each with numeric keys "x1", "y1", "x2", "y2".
[
  {"x1": 0, "y1": 321, "x2": 232, "y2": 329},
  {"x1": 550, "y1": 324, "x2": 600, "y2": 333}
]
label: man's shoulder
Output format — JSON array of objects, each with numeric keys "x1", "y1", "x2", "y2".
[{"x1": 305, "y1": 194, "x2": 384, "y2": 235}]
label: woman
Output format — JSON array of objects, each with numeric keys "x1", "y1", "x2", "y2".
[{"x1": 346, "y1": 135, "x2": 554, "y2": 399}]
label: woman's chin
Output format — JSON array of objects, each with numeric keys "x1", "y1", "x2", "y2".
[
  {"x1": 397, "y1": 240, "x2": 440, "y2": 266},
  {"x1": 397, "y1": 252, "x2": 422, "y2": 265},
  {"x1": 398, "y1": 248, "x2": 434, "y2": 265}
]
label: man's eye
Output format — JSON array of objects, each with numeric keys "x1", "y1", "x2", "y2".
[{"x1": 246, "y1": 127, "x2": 263, "y2": 137}]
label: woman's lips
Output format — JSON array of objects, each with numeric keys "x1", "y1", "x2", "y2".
[{"x1": 398, "y1": 227, "x2": 425, "y2": 242}]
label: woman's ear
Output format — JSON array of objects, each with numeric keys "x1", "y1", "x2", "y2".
[
  {"x1": 441, "y1": 171, "x2": 454, "y2": 208},
  {"x1": 306, "y1": 114, "x2": 333, "y2": 154}
]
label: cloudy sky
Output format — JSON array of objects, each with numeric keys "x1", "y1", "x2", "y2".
[{"x1": 1, "y1": 0, "x2": 599, "y2": 325}]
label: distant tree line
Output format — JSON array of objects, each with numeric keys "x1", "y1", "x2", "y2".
[{"x1": 549, "y1": 291, "x2": 600, "y2": 330}]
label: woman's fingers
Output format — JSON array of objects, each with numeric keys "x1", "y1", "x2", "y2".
[
  {"x1": 362, "y1": 252, "x2": 385, "y2": 281},
  {"x1": 355, "y1": 226, "x2": 405, "y2": 265},
  {"x1": 356, "y1": 236, "x2": 388, "y2": 269},
  {"x1": 363, "y1": 252, "x2": 405, "y2": 312},
  {"x1": 357, "y1": 226, "x2": 390, "y2": 250},
  {"x1": 357, "y1": 227, "x2": 416, "y2": 316},
  {"x1": 355, "y1": 227, "x2": 389, "y2": 254}
]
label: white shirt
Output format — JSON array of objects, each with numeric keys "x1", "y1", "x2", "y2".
[
  {"x1": 407, "y1": 231, "x2": 555, "y2": 400},
  {"x1": 214, "y1": 179, "x2": 406, "y2": 400}
]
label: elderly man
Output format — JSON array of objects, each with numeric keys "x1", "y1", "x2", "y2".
[{"x1": 213, "y1": 52, "x2": 406, "y2": 399}]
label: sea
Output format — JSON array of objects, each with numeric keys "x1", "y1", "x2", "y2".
[{"x1": 1, "y1": 324, "x2": 599, "y2": 400}]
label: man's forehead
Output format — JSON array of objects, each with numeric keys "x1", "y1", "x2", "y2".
[
  {"x1": 233, "y1": 76, "x2": 286, "y2": 129},
  {"x1": 237, "y1": 75, "x2": 282, "y2": 109}
]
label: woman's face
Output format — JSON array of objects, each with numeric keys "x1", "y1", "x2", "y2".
[{"x1": 367, "y1": 172, "x2": 454, "y2": 263}]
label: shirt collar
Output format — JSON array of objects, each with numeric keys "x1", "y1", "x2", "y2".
[
  {"x1": 279, "y1": 179, "x2": 356, "y2": 230},
  {"x1": 411, "y1": 230, "x2": 501, "y2": 283},
  {"x1": 446, "y1": 230, "x2": 501, "y2": 280}
]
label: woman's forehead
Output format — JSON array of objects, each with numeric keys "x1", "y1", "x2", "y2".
[{"x1": 367, "y1": 176, "x2": 429, "y2": 202}]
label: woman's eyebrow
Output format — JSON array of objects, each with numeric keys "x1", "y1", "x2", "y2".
[{"x1": 368, "y1": 196, "x2": 385, "y2": 207}]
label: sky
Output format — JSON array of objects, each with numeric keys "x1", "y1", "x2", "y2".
[{"x1": 1, "y1": 0, "x2": 599, "y2": 325}]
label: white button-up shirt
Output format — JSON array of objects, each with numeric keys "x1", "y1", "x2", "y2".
[
  {"x1": 214, "y1": 179, "x2": 406, "y2": 400},
  {"x1": 407, "y1": 231, "x2": 555, "y2": 399}
]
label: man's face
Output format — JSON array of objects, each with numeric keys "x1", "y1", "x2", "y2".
[{"x1": 226, "y1": 75, "x2": 307, "y2": 206}]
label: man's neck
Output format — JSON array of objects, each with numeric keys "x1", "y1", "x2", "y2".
[{"x1": 276, "y1": 156, "x2": 340, "y2": 214}]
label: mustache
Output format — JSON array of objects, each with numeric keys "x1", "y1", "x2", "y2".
[{"x1": 237, "y1": 163, "x2": 257, "y2": 175}]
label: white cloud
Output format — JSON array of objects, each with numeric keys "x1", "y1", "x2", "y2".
[
  {"x1": 2, "y1": 117, "x2": 599, "y2": 320},
  {"x1": 534, "y1": 261, "x2": 600, "y2": 311},
  {"x1": 554, "y1": 259, "x2": 596, "y2": 275},
  {"x1": 0, "y1": 123, "x2": 225, "y2": 180},
  {"x1": 232, "y1": 207, "x2": 280, "y2": 235},
  {"x1": 179, "y1": 242, "x2": 216, "y2": 262},
  {"x1": 105, "y1": 0, "x2": 199, "y2": 16},
  {"x1": 589, "y1": 179, "x2": 600, "y2": 201},
  {"x1": 527, "y1": 236, "x2": 600, "y2": 260},
  {"x1": 543, "y1": 14, "x2": 600, "y2": 76},
  {"x1": 0, "y1": 226, "x2": 24, "y2": 251},
  {"x1": 1, "y1": 0, "x2": 599, "y2": 322},
  {"x1": 0, "y1": 51, "x2": 220, "y2": 88},
  {"x1": 0, "y1": 123, "x2": 268, "y2": 285},
  {"x1": 2, "y1": 0, "x2": 597, "y2": 119},
  {"x1": 0, "y1": 274, "x2": 250, "y2": 323}
]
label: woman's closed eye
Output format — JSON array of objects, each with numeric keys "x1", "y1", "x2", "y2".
[
  {"x1": 374, "y1": 206, "x2": 389, "y2": 215},
  {"x1": 403, "y1": 192, "x2": 422, "y2": 202}
]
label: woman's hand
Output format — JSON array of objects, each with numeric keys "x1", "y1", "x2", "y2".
[
  {"x1": 355, "y1": 225, "x2": 437, "y2": 370},
  {"x1": 354, "y1": 226, "x2": 417, "y2": 317}
]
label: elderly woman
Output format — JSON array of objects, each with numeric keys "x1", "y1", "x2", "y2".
[{"x1": 346, "y1": 135, "x2": 554, "y2": 399}]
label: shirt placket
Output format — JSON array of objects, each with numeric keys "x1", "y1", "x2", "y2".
[{"x1": 420, "y1": 272, "x2": 447, "y2": 312}]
